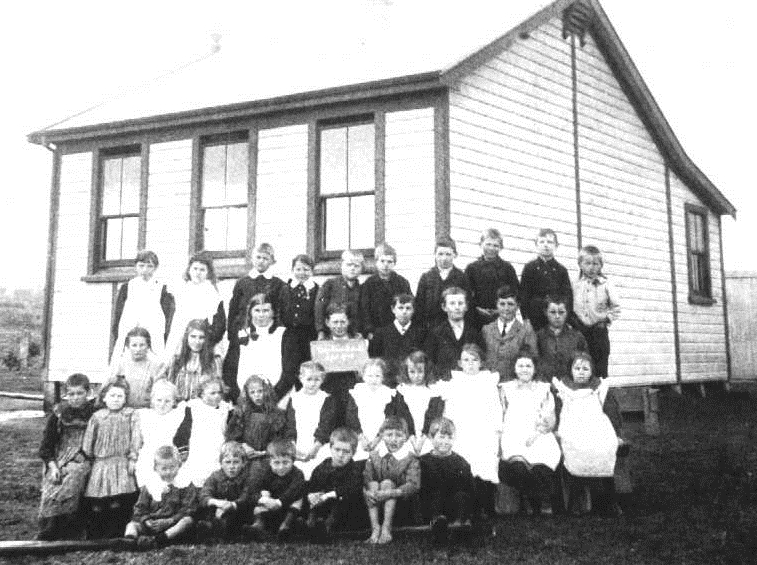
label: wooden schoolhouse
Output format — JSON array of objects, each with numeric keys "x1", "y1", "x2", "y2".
[{"x1": 28, "y1": 0, "x2": 735, "y2": 396}]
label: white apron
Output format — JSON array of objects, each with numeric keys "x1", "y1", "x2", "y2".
[
  {"x1": 350, "y1": 384, "x2": 396, "y2": 461},
  {"x1": 114, "y1": 277, "x2": 167, "y2": 359},
  {"x1": 291, "y1": 390, "x2": 331, "y2": 480},
  {"x1": 175, "y1": 398, "x2": 232, "y2": 487}
]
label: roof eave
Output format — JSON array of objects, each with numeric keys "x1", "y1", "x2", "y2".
[{"x1": 27, "y1": 71, "x2": 445, "y2": 147}]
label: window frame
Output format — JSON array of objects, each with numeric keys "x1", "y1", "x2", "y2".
[
  {"x1": 194, "y1": 131, "x2": 251, "y2": 260},
  {"x1": 314, "y1": 114, "x2": 382, "y2": 262},
  {"x1": 684, "y1": 203, "x2": 714, "y2": 305},
  {"x1": 90, "y1": 144, "x2": 147, "y2": 272}
]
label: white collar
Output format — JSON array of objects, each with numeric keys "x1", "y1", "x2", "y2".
[
  {"x1": 144, "y1": 473, "x2": 191, "y2": 501},
  {"x1": 437, "y1": 266, "x2": 452, "y2": 279},
  {"x1": 394, "y1": 319, "x2": 411, "y2": 333},
  {"x1": 249, "y1": 269, "x2": 273, "y2": 280},
  {"x1": 377, "y1": 440, "x2": 413, "y2": 459},
  {"x1": 289, "y1": 278, "x2": 316, "y2": 290},
  {"x1": 497, "y1": 318, "x2": 515, "y2": 335}
]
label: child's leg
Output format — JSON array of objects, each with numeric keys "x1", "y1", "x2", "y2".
[
  {"x1": 473, "y1": 477, "x2": 497, "y2": 519},
  {"x1": 124, "y1": 521, "x2": 142, "y2": 539},
  {"x1": 164, "y1": 516, "x2": 194, "y2": 541},
  {"x1": 277, "y1": 499, "x2": 303, "y2": 539},
  {"x1": 377, "y1": 479, "x2": 396, "y2": 544},
  {"x1": 364, "y1": 481, "x2": 381, "y2": 542}
]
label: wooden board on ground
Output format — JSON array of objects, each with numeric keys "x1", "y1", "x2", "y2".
[{"x1": 310, "y1": 339, "x2": 369, "y2": 372}]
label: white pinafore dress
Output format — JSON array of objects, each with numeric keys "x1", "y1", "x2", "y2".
[{"x1": 291, "y1": 389, "x2": 331, "y2": 480}]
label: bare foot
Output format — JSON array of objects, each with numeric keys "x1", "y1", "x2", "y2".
[
  {"x1": 366, "y1": 529, "x2": 381, "y2": 544},
  {"x1": 377, "y1": 529, "x2": 392, "y2": 544}
]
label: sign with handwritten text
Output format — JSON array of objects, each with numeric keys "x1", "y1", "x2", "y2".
[{"x1": 310, "y1": 339, "x2": 369, "y2": 372}]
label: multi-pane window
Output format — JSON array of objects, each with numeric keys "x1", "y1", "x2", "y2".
[
  {"x1": 318, "y1": 121, "x2": 375, "y2": 254},
  {"x1": 99, "y1": 149, "x2": 141, "y2": 264},
  {"x1": 200, "y1": 134, "x2": 249, "y2": 254},
  {"x1": 685, "y1": 205, "x2": 712, "y2": 301}
]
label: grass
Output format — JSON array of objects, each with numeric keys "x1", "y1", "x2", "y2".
[
  {"x1": 0, "y1": 367, "x2": 44, "y2": 396},
  {"x1": 1, "y1": 381, "x2": 757, "y2": 564}
]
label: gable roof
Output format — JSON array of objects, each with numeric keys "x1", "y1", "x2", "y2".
[{"x1": 27, "y1": 0, "x2": 735, "y2": 217}]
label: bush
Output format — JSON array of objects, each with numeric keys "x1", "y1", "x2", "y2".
[
  {"x1": 2, "y1": 350, "x2": 21, "y2": 371},
  {"x1": 28, "y1": 341, "x2": 40, "y2": 358}
]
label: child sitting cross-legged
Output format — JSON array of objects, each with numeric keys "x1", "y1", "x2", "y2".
[
  {"x1": 123, "y1": 445, "x2": 198, "y2": 550},
  {"x1": 419, "y1": 417, "x2": 474, "y2": 545},
  {"x1": 305, "y1": 427, "x2": 367, "y2": 542},
  {"x1": 246, "y1": 439, "x2": 306, "y2": 541},
  {"x1": 363, "y1": 416, "x2": 421, "y2": 545}
]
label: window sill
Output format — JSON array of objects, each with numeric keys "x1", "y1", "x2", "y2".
[
  {"x1": 688, "y1": 294, "x2": 716, "y2": 306},
  {"x1": 81, "y1": 268, "x2": 134, "y2": 283}
]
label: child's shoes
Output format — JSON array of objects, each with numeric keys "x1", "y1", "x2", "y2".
[{"x1": 430, "y1": 514, "x2": 449, "y2": 546}]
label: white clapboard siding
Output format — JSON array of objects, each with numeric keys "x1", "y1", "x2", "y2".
[
  {"x1": 49, "y1": 152, "x2": 112, "y2": 382},
  {"x1": 449, "y1": 16, "x2": 578, "y2": 278},
  {"x1": 255, "y1": 124, "x2": 309, "y2": 281},
  {"x1": 669, "y1": 170, "x2": 727, "y2": 382},
  {"x1": 146, "y1": 140, "x2": 193, "y2": 283},
  {"x1": 384, "y1": 108, "x2": 436, "y2": 291}
]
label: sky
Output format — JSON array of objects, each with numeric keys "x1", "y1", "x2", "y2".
[{"x1": 1, "y1": 0, "x2": 754, "y2": 290}]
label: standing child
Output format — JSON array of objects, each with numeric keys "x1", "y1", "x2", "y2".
[
  {"x1": 315, "y1": 249, "x2": 364, "y2": 339},
  {"x1": 419, "y1": 417, "x2": 475, "y2": 544},
  {"x1": 123, "y1": 445, "x2": 197, "y2": 550},
  {"x1": 572, "y1": 245, "x2": 621, "y2": 379},
  {"x1": 498, "y1": 349, "x2": 561, "y2": 515},
  {"x1": 437, "y1": 344, "x2": 502, "y2": 518},
  {"x1": 394, "y1": 351, "x2": 443, "y2": 455},
  {"x1": 464, "y1": 228, "x2": 519, "y2": 329},
  {"x1": 279, "y1": 254, "x2": 319, "y2": 374},
  {"x1": 424, "y1": 287, "x2": 485, "y2": 380},
  {"x1": 305, "y1": 428, "x2": 367, "y2": 541},
  {"x1": 363, "y1": 416, "x2": 421, "y2": 544},
  {"x1": 247, "y1": 439, "x2": 306, "y2": 541},
  {"x1": 111, "y1": 250, "x2": 174, "y2": 361},
  {"x1": 164, "y1": 252, "x2": 226, "y2": 360},
  {"x1": 535, "y1": 295, "x2": 588, "y2": 382},
  {"x1": 82, "y1": 379, "x2": 141, "y2": 539},
  {"x1": 368, "y1": 293, "x2": 426, "y2": 384},
  {"x1": 37, "y1": 373, "x2": 96, "y2": 540},
  {"x1": 346, "y1": 359, "x2": 412, "y2": 461},
  {"x1": 553, "y1": 352, "x2": 623, "y2": 515},
  {"x1": 286, "y1": 362, "x2": 339, "y2": 480},
  {"x1": 167, "y1": 319, "x2": 223, "y2": 402},
  {"x1": 414, "y1": 237, "x2": 470, "y2": 331},
  {"x1": 134, "y1": 380, "x2": 184, "y2": 487},
  {"x1": 173, "y1": 377, "x2": 233, "y2": 488},
  {"x1": 197, "y1": 441, "x2": 257, "y2": 540},
  {"x1": 225, "y1": 243, "x2": 286, "y2": 386},
  {"x1": 110, "y1": 327, "x2": 165, "y2": 408},
  {"x1": 234, "y1": 293, "x2": 295, "y2": 402},
  {"x1": 359, "y1": 243, "x2": 411, "y2": 339},
  {"x1": 482, "y1": 285, "x2": 537, "y2": 381},
  {"x1": 519, "y1": 228, "x2": 573, "y2": 332},
  {"x1": 226, "y1": 376, "x2": 296, "y2": 469}
]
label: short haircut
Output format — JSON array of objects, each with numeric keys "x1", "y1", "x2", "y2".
[
  {"x1": 267, "y1": 439, "x2": 296, "y2": 460},
  {"x1": 480, "y1": 228, "x2": 503, "y2": 246},
  {"x1": 65, "y1": 373, "x2": 91, "y2": 391},
  {"x1": 135, "y1": 250, "x2": 159, "y2": 267},
  {"x1": 329, "y1": 427, "x2": 359, "y2": 450},
  {"x1": 254, "y1": 242, "x2": 276, "y2": 263},
  {"x1": 291, "y1": 253, "x2": 315, "y2": 269},
  {"x1": 125, "y1": 326, "x2": 152, "y2": 350},
  {"x1": 219, "y1": 441, "x2": 247, "y2": 462},
  {"x1": 341, "y1": 249, "x2": 364, "y2": 264},
  {"x1": 392, "y1": 293, "x2": 414, "y2": 307},
  {"x1": 379, "y1": 416, "x2": 409, "y2": 435},
  {"x1": 299, "y1": 361, "x2": 326, "y2": 378},
  {"x1": 150, "y1": 379, "x2": 177, "y2": 402},
  {"x1": 398, "y1": 350, "x2": 433, "y2": 385},
  {"x1": 325, "y1": 302, "x2": 348, "y2": 319},
  {"x1": 543, "y1": 294, "x2": 569, "y2": 310},
  {"x1": 196, "y1": 376, "x2": 224, "y2": 399},
  {"x1": 460, "y1": 343, "x2": 484, "y2": 362},
  {"x1": 374, "y1": 242, "x2": 397, "y2": 261},
  {"x1": 434, "y1": 237, "x2": 457, "y2": 254},
  {"x1": 428, "y1": 417, "x2": 456, "y2": 438},
  {"x1": 536, "y1": 228, "x2": 558, "y2": 245},
  {"x1": 361, "y1": 358, "x2": 388, "y2": 382},
  {"x1": 154, "y1": 445, "x2": 182, "y2": 465},
  {"x1": 496, "y1": 285, "x2": 518, "y2": 301},
  {"x1": 440, "y1": 286, "x2": 467, "y2": 304},
  {"x1": 578, "y1": 245, "x2": 604, "y2": 274}
]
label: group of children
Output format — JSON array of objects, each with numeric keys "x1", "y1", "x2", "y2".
[{"x1": 38, "y1": 227, "x2": 626, "y2": 548}]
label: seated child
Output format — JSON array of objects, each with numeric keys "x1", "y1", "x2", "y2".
[
  {"x1": 552, "y1": 352, "x2": 623, "y2": 516},
  {"x1": 535, "y1": 295, "x2": 588, "y2": 382},
  {"x1": 305, "y1": 428, "x2": 367, "y2": 541},
  {"x1": 135, "y1": 379, "x2": 184, "y2": 487},
  {"x1": 363, "y1": 416, "x2": 421, "y2": 544},
  {"x1": 167, "y1": 319, "x2": 223, "y2": 402},
  {"x1": 286, "y1": 362, "x2": 338, "y2": 480},
  {"x1": 346, "y1": 358, "x2": 411, "y2": 461},
  {"x1": 498, "y1": 349, "x2": 561, "y2": 515},
  {"x1": 393, "y1": 350, "x2": 443, "y2": 455},
  {"x1": 247, "y1": 439, "x2": 306, "y2": 541},
  {"x1": 482, "y1": 285, "x2": 537, "y2": 381},
  {"x1": 315, "y1": 249, "x2": 364, "y2": 339},
  {"x1": 420, "y1": 417, "x2": 475, "y2": 543},
  {"x1": 197, "y1": 441, "x2": 257, "y2": 540},
  {"x1": 37, "y1": 373, "x2": 96, "y2": 540},
  {"x1": 368, "y1": 293, "x2": 427, "y2": 384},
  {"x1": 124, "y1": 445, "x2": 197, "y2": 549},
  {"x1": 319, "y1": 303, "x2": 365, "y2": 412},
  {"x1": 414, "y1": 237, "x2": 470, "y2": 331},
  {"x1": 110, "y1": 327, "x2": 165, "y2": 408},
  {"x1": 360, "y1": 243, "x2": 412, "y2": 339}
]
